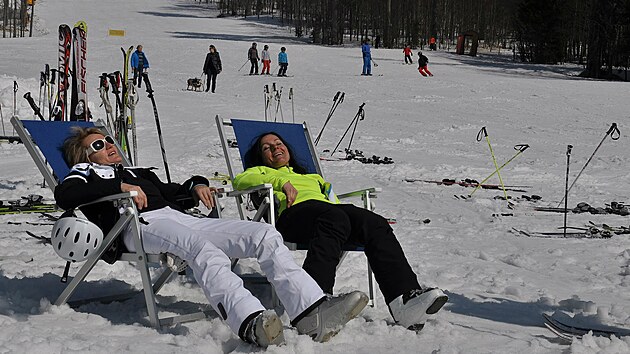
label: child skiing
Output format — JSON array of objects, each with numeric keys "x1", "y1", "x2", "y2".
[
  {"x1": 277, "y1": 47, "x2": 288, "y2": 77},
  {"x1": 261, "y1": 45, "x2": 271, "y2": 75},
  {"x1": 403, "y1": 45, "x2": 413, "y2": 64},
  {"x1": 417, "y1": 51, "x2": 433, "y2": 77}
]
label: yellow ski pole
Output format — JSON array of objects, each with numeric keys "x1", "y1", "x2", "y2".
[
  {"x1": 476, "y1": 127, "x2": 508, "y2": 200},
  {"x1": 470, "y1": 144, "x2": 529, "y2": 196}
]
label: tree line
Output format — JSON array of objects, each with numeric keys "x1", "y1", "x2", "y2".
[{"x1": 213, "y1": 0, "x2": 630, "y2": 79}]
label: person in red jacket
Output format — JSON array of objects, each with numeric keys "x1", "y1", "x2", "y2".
[{"x1": 403, "y1": 44, "x2": 413, "y2": 64}]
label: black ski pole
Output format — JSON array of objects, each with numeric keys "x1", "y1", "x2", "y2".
[
  {"x1": 0, "y1": 101, "x2": 5, "y2": 135},
  {"x1": 563, "y1": 144, "x2": 573, "y2": 238},
  {"x1": 557, "y1": 123, "x2": 620, "y2": 207},
  {"x1": 346, "y1": 103, "x2": 366, "y2": 153},
  {"x1": 13, "y1": 81, "x2": 18, "y2": 116},
  {"x1": 314, "y1": 91, "x2": 344, "y2": 146},
  {"x1": 38, "y1": 72, "x2": 45, "y2": 112},
  {"x1": 331, "y1": 103, "x2": 365, "y2": 156},
  {"x1": 23, "y1": 92, "x2": 45, "y2": 121},
  {"x1": 263, "y1": 84, "x2": 269, "y2": 122},
  {"x1": 142, "y1": 73, "x2": 172, "y2": 183},
  {"x1": 49, "y1": 69, "x2": 57, "y2": 120}
]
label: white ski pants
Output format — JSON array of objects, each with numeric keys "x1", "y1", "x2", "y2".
[{"x1": 123, "y1": 207, "x2": 324, "y2": 333}]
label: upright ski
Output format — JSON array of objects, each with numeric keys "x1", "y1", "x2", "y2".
[
  {"x1": 70, "y1": 21, "x2": 89, "y2": 121},
  {"x1": 53, "y1": 24, "x2": 72, "y2": 121}
]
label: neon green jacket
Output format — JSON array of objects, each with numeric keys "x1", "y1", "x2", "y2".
[{"x1": 233, "y1": 165, "x2": 337, "y2": 215}]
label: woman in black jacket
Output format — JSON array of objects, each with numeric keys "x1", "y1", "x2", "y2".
[{"x1": 202, "y1": 45, "x2": 222, "y2": 93}]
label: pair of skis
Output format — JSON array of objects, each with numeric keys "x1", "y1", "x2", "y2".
[{"x1": 52, "y1": 22, "x2": 88, "y2": 121}]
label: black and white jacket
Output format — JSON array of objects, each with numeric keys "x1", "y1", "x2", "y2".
[{"x1": 54, "y1": 163, "x2": 209, "y2": 263}]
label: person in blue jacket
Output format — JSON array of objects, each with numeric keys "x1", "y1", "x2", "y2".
[
  {"x1": 361, "y1": 39, "x2": 371, "y2": 76},
  {"x1": 277, "y1": 47, "x2": 289, "y2": 77},
  {"x1": 131, "y1": 45, "x2": 150, "y2": 88}
]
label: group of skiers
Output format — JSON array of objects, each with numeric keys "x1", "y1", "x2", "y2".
[
  {"x1": 134, "y1": 39, "x2": 434, "y2": 95},
  {"x1": 198, "y1": 42, "x2": 289, "y2": 93},
  {"x1": 247, "y1": 42, "x2": 289, "y2": 76},
  {"x1": 403, "y1": 44, "x2": 433, "y2": 77},
  {"x1": 362, "y1": 39, "x2": 433, "y2": 77}
]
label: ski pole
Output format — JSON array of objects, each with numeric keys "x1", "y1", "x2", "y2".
[
  {"x1": 563, "y1": 145, "x2": 573, "y2": 238},
  {"x1": 289, "y1": 87, "x2": 294, "y2": 123},
  {"x1": 314, "y1": 91, "x2": 344, "y2": 146},
  {"x1": 23, "y1": 92, "x2": 45, "y2": 121},
  {"x1": 371, "y1": 58, "x2": 379, "y2": 67},
  {"x1": 346, "y1": 103, "x2": 366, "y2": 153},
  {"x1": 13, "y1": 81, "x2": 18, "y2": 117},
  {"x1": 0, "y1": 102, "x2": 5, "y2": 135},
  {"x1": 332, "y1": 103, "x2": 365, "y2": 156},
  {"x1": 263, "y1": 84, "x2": 270, "y2": 122},
  {"x1": 274, "y1": 86, "x2": 283, "y2": 122},
  {"x1": 238, "y1": 59, "x2": 249, "y2": 72},
  {"x1": 470, "y1": 144, "x2": 529, "y2": 196},
  {"x1": 556, "y1": 123, "x2": 620, "y2": 207},
  {"x1": 142, "y1": 72, "x2": 172, "y2": 183},
  {"x1": 38, "y1": 72, "x2": 45, "y2": 114},
  {"x1": 476, "y1": 127, "x2": 508, "y2": 201},
  {"x1": 49, "y1": 69, "x2": 57, "y2": 120}
]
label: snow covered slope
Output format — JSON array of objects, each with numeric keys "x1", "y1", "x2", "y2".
[{"x1": 1, "y1": 0, "x2": 630, "y2": 352}]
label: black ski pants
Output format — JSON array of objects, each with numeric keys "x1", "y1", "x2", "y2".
[
  {"x1": 404, "y1": 55, "x2": 413, "y2": 64},
  {"x1": 206, "y1": 72, "x2": 217, "y2": 92},
  {"x1": 278, "y1": 63, "x2": 288, "y2": 76},
  {"x1": 276, "y1": 200, "x2": 420, "y2": 303},
  {"x1": 249, "y1": 59, "x2": 259, "y2": 75},
  {"x1": 133, "y1": 68, "x2": 143, "y2": 88}
]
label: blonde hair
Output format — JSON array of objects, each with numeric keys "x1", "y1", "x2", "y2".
[{"x1": 62, "y1": 126, "x2": 106, "y2": 166}]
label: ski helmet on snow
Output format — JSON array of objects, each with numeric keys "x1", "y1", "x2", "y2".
[{"x1": 51, "y1": 216, "x2": 103, "y2": 262}]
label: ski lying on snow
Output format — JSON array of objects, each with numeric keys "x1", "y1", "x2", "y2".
[
  {"x1": 406, "y1": 178, "x2": 530, "y2": 192},
  {"x1": 0, "y1": 136, "x2": 22, "y2": 143},
  {"x1": 542, "y1": 313, "x2": 630, "y2": 339},
  {"x1": 511, "y1": 228, "x2": 612, "y2": 239},
  {"x1": 0, "y1": 254, "x2": 34, "y2": 262}
]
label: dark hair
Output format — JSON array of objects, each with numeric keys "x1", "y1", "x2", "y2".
[
  {"x1": 244, "y1": 132, "x2": 307, "y2": 174},
  {"x1": 281, "y1": 47, "x2": 286, "y2": 51}
]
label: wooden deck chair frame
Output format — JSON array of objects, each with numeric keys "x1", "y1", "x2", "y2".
[
  {"x1": 11, "y1": 116, "x2": 210, "y2": 328},
  {"x1": 215, "y1": 115, "x2": 379, "y2": 307}
]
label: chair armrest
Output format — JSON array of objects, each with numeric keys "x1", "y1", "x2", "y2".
[
  {"x1": 226, "y1": 183, "x2": 273, "y2": 198},
  {"x1": 78, "y1": 191, "x2": 139, "y2": 208},
  {"x1": 337, "y1": 187, "x2": 381, "y2": 200}
]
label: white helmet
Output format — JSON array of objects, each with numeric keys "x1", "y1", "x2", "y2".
[{"x1": 51, "y1": 217, "x2": 104, "y2": 262}]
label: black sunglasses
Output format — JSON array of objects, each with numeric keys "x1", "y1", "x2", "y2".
[{"x1": 86, "y1": 135, "x2": 116, "y2": 156}]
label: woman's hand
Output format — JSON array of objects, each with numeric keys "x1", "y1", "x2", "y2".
[
  {"x1": 282, "y1": 181, "x2": 298, "y2": 208},
  {"x1": 193, "y1": 185, "x2": 217, "y2": 209},
  {"x1": 120, "y1": 183, "x2": 148, "y2": 210}
]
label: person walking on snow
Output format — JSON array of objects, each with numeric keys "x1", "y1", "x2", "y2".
[
  {"x1": 248, "y1": 42, "x2": 259, "y2": 75},
  {"x1": 277, "y1": 47, "x2": 288, "y2": 77},
  {"x1": 261, "y1": 45, "x2": 271, "y2": 75},
  {"x1": 203, "y1": 45, "x2": 222, "y2": 93},
  {"x1": 131, "y1": 45, "x2": 150, "y2": 88},
  {"x1": 403, "y1": 45, "x2": 413, "y2": 64},
  {"x1": 417, "y1": 51, "x2": 433, "y2": 77},
  {"x1": 361, "y1": 39, "x2": 372, "y2": 76}
]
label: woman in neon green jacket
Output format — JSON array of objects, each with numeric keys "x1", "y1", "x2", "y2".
[{"x1": 234, "y1": 132, "x2": 448, "y2": 332}]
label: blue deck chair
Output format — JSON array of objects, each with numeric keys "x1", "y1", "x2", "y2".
[
  {"x1": 11, "y1": 116, "x2": 210, "y2": 328},
  {"x1": 216, "y1": 116, "x2": 379, "y2": 307}
]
